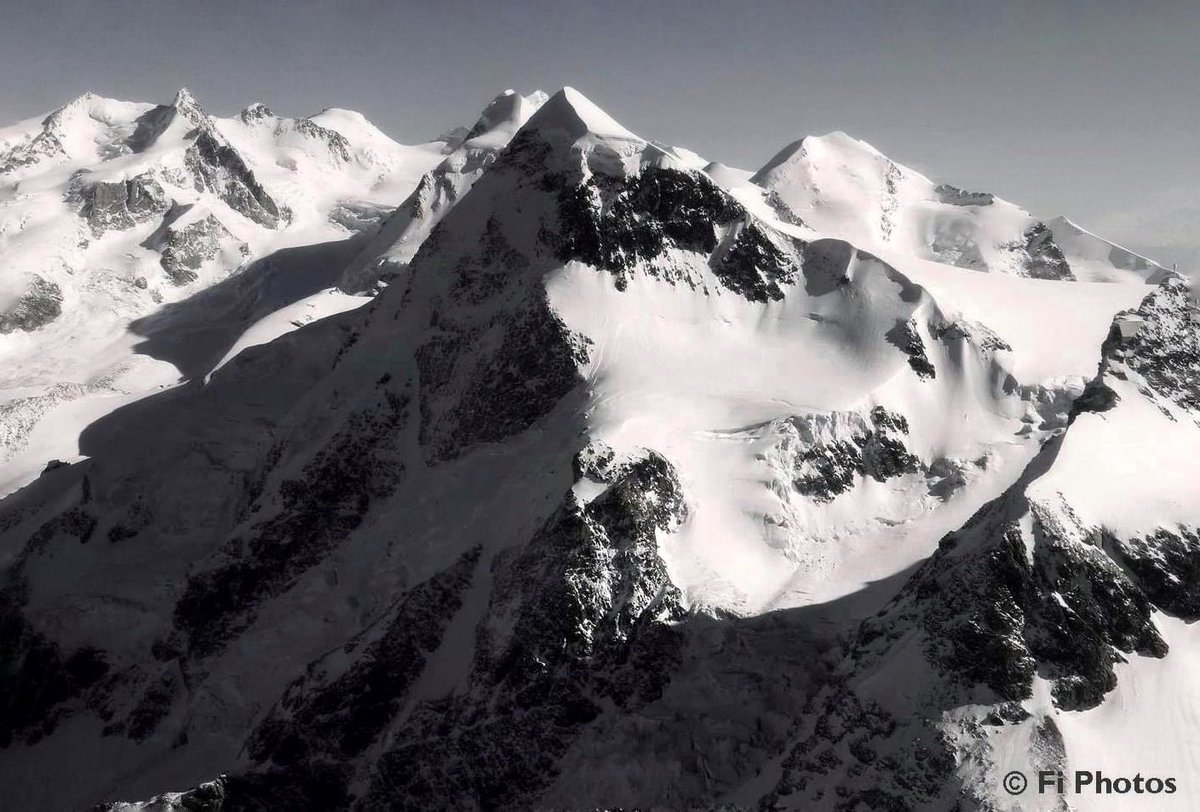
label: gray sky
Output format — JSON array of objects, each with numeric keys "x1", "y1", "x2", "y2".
[{"x1": 2, "y1": 0, "x2": 1196, "y2": 270}]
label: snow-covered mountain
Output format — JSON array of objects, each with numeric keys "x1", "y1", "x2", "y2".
[
  {"x1": 751, "y1": 131, "x2": 1169, "y2": 283},
  {"x1": 0, "y1": 88, "x2": 448, "y2": 495},
  {"x1": 0, "y1": 86, "x2": 1193, "y2": 811}
]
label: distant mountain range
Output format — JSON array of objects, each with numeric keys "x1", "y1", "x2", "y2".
[{"x1": 0, "y1": 86, "x2": 1194, "y2": 812}]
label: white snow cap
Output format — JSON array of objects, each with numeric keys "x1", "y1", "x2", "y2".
[
  {"x1": 460, "y1": 89, "x2": 549, "y2": 148},
  {"x1": 521, "y1": 86, "x2": 640, "y2": 141},
  {"x1": 751, "y1": 131, "x2": 882, "y2": 185}
]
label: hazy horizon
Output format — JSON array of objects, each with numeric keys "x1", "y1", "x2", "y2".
[{"x1": 2, "y1": 0, "x2": 1196, "y2": 271}]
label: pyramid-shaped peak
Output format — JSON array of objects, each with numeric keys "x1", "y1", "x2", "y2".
[
  {"x1": 752, "y1": 131, "x2": 889, "y2": 184},
  {"x1": 170, "y1": 87, "x2": 209, "y2": 123},
  {"x1": 521, "y1": 87, "x2": 639, "y2": 142},
  {"x1": 172, "y1": 87, "x2": 199, "y2": 107}
]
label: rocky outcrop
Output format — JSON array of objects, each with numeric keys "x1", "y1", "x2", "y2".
[
  {"x1": 353, "y1": 452, "x2": 688, "y2": 810},
  {"x1": 171, "y1": 386, "x2": 412, "y2": 659},
  {"x1": 934, "y1": 183, "x2": 995, "y2": 206},
  {"x1": 711, "y1": 220, "x2": 802, "y2": 301},
  {"x1": 234, "y1": 548, "x2": 482, "y2": 809},
  {"x1": 549, "y1": 163, "x2": 743, "y2": 285},
  {"x1": 774, "y1": 407, "x2": 920, "y2": 503},
  {"x1": 535, "y1": 144, "x2": 812, "y2": 302},
  {"x1": 94, "y1": 777, "x2": 226, "y2": 812},
  {"x1": 151, "y1": 209, "x2": 237, "y2": 285},
  {"x1": 1099, "y1": 274, "x2": 1200, "y2": 411},
  {"x1": 77, "y1": 174, "x2": 170, "y2": 236},
  {"x1": 238, "y1": 103, "x2": 275, "y2": 124},
  {"x1": 185, "y1": 129, "x2": 289, "y2": 228},
  {"x1": 770, "y1": 275, "x2": 1200, "y2": 808},
  {"x1": 291, "y1": 118, "x2": 352, "y2": 163},
  {"x1": 0, "y1": 276, "x2": 63, "y2": 333},
  {"x1": 1020, "y1": 221, "x2": 1075, "y2": 280},
  {"x1": 0, "y1": 127, "x2": 66, "y2": 173},
  {"x1": 886, "y1": 318, "x2": 937, "y2": 379},
  {"x1": 0, "y1": 95, "x2": 99, "y2": 172}
]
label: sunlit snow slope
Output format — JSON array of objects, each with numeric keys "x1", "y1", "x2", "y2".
[
  {"x1": 751, "y1": 131, "x2": 1168, "y2": 283},
  {"x1": 0, "y1": 86, "x2": 1188, "y2": 812},
  {"x1": 0, "y1": 89, "x2": 449, "y2": 494}
]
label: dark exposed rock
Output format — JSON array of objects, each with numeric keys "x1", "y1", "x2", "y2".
[
  {"x1": 573, "y1": 439, "x2": 619, "y2": 482},
  {"x1": 537, "y1": 148, "x2": 812, "y2": 302},
  {"x1": 890, "y1": 496, "x2": 1165, "y2": 712},
  {"x1": 173, "y1": 389, "x2": 411, "y2": 658},
  {"x1": 416, "y1": 298, "x2": 591, "y2": 463},
  {"x1": 184, "y1": 129, "x2": 289, "y2": 229},
  {"x1": 232, "y1": 547, "x2": 482, "y2": 808},
  {"x1": 1020, "y1": 222, "x2": 1074, "y2": 281},
  {"x1": 0, "y1": 100, "x2": 78, "y2": 172},
  {"x1": 1102, "y1": 275, "x2": 1200, "y2": 411},
  {"x1": 0, "y1": 583, "x2": 109, "y2": 748},
  {"x1": 77, "y1": 174, "x2": 170, "y2": 236},
  {"x1": 710, "y1": 220, "x2": 801, "y2": 302},
  {"x1": 550, "y1": 164, "x2": 743, "y2": 287},
  {"x1": 933, "y1": 319, "x2": 1011, "y2": 353},
  {"x1": 238, "y1": 103, "x2": 275, "y2": 124},
  {"x1": 148, "y1": 207, "x2": 237, "y2": 285},
  {"x1": 886, "y1": 318, "x2": 936, "y2": 379},
  {"x1": 793, "y1": 437, "x2": 864, "y2": 500},
  {"x1": 1113, "y1": 528, "x2": 1200, "y2": 621},
  {"x1": 356, "y1": 452, "x2": 687, "y2": 809},
  {"x1": 0, "y1": 276, "x2": 63, "y2": 334},
  {"x1": 1025, "y1": 505, "x2": 1166, "y2": 710},
  {"x1": 92, "y1": 776, "x2": 227, "y2": 811},
  {"x1": 292, "y1": 118, "x2": 352, "y2": 163},
  {"x1": 27, "y1": 505, "x2": 97, "y2": 550},
  {"x1": 933, "y1": 184, "x2": 995, "y2": 207},
  {"x1": 789, "y1": 407, "x2": 920, "y2": 502},
  {"x1": 0, "y1": 128, "x2": 66, "y2": 173}
]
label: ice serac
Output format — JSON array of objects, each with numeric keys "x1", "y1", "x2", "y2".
[
  {"x1": 751, "y1": 131, "x2": 1168, "y2": 283},
  {"x1": 768, "y1": 274, "x2": 1200, "y2": 810}
]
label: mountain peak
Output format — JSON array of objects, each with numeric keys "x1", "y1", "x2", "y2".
[
  {"x1": 239, "y1": 102, "x2": 276, "y2": 123},
  {"x1": 751, "y1": 131, "x2": 886, "y2": 185},
  {"x1": 170, "y1": 87, "x2": 208, "y2": 124},
  {"x1": 461, "y1": 89, "x2": 549, "y2": 146},
  {"x1": 520, "y1": 86, "x2": 639, "y2": 142},
  {"x1": 41, "y1": 91, "x2": 127, "y2": 128}
]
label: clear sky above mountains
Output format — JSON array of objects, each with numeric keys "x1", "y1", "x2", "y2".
[{"x1": 2, "y1": 0, "x2": 1196, "y2": 272}]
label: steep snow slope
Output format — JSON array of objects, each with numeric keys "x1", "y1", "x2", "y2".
[
  {"x1": 752, "y1": 131, "x2": 1167, "y2": 283},
  {"x1": 0, "y1": 89, "x2": 447, "y2": 495},
  {"x1": 337, "y1": 89, "x2": 548, "y2": 293},
  {"x1": 768, "y1": 276, "x2": 1200, "y2": 810},
  {"x1": 0, "y1": 87, "x2": 1174, "y2": 812}
]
